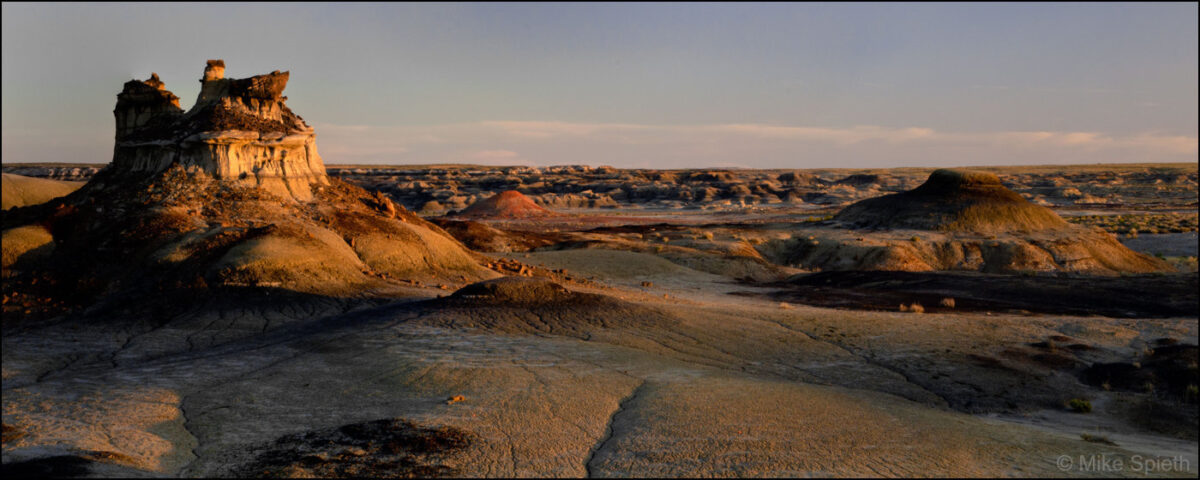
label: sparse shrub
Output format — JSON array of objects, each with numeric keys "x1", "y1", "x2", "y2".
[
  {"x1": 939, "y1": 297, "x2": 955, "y2": 308},
  {"x1": 899, "y1": 302, "x2": 924, "y2": 314},
  {"x1": 1080, "y1": 433, "x2": 1117, "y2": 445},
  {"x1": 910, "y1": 235, "x2": 921, "y2": 242},
  {"x1": 702, "y1": 231, "x2": 715, "y2": 240},
  {"x1": 1185, "y1": 384, "x2": 1199, "y2": 403},
  {"x1": 1066, "y1": 398, "x2": 1093, "y2": 413}
]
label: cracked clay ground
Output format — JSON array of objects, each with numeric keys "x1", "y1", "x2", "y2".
[{"x1": 3, "y1": 250, "x2": 1197, "y2": 477}]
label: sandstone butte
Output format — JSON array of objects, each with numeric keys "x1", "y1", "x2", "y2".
[
  {"x1": 110, "y1": 59, "x2": 326, "y2": 202},
  {"x1": 0, "y1": 60, "x2": 497, "y2": 299}
]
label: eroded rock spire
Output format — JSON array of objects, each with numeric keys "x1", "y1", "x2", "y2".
[{"x1": 110, "y1": 60, "x2": 327, "y2": 201}]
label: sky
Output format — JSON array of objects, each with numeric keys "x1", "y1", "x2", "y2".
[{"x1": 2, "y1": 2, "x2": 1196, "y2": 169}]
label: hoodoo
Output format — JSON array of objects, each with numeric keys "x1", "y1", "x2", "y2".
[
  {"x1": 1, "y1": 60, "x2": 497, "y2": 306},
  {"x1": 109, "y1": 60, "x2": 327, "y2": 202}
]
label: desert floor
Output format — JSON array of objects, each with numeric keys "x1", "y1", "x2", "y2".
[{"x1": 3, "y1": 247, "x2": 1196, "y2": 477}]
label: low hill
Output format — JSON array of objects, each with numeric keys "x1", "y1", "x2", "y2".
[
  {"x1": 835, "y1": 169, "x2": 1067, "y2": 234},
  {"x1": 454, "y1": 190, "x2": 557, "y2": 219},
  {"x1": 1, "y1": 173, "x2": 84, "y2": 210},
  {"x1": 767, "y1": 169, "x2": 1175, "y2": 275}
]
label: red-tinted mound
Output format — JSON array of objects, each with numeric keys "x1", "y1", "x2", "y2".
[{"x1": 454, "y1": 190, "x2": 557, "y2": 219}]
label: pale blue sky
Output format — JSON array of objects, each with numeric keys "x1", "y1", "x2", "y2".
[{"x1": 2, "y1": 2, "x2": 1196, "y2": 168}]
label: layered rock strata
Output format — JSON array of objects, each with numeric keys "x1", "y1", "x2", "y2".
[{"x1": 110, "y1": 60, "x2": 326, "y2": 202}]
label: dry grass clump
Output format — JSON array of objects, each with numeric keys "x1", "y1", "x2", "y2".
[
  {"x1": 1066, "y1": 398, "x2": 1093, "y2": 413},
  {"x1": 1080, "y1": 433, "x2": 1117, "y2": 445},
  {"x1": 939, "y1": 297, "x2": 956, "y2": 308},
  {"x1": 899, "y1": 302, "x2": 925, "y2": 314}
]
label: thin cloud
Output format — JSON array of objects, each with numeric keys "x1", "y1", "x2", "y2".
[{"x1": 295, "y1": 121, "x2": 1199, "y2": 168}]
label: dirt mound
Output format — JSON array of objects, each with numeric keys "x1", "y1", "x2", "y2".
[
  {"x1": 1, "y1": 174, "x2": 84, "y2": 210},
  {"x1": 417, "y1": 276, "x2": 678, "y2": 336},
  {"x1": 767, "y1": 171, "x2": 1174, "y2": 273},
  {"x1": 763, "y1": 226, "x2": 1172, "y2": 275},
  {"x1": 1, "y1": 225, "x2": 54, "y2": 272},
  {"x1": 429, "y1": 219, "x2": 564, "y2": 253},
  {"x1": 3, "y1": 165, "x2": 497, "y2": 315},
  {"x1": 836, "y1": 169, "x2": 1068, "y2": 234},
  {"x1": 834, "y1": 174, "x2": 881, "y2": 186},
  {"x1": 449, "y1": 277, "x2": 573, "y2": 304},
  {"x1": 455, "y1": 190, "x2": 556, "y2": 219}
]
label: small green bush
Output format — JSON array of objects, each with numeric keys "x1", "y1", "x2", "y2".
[{"x1": 1066, "y1": 398, "x2": 1092, "y2": 413}]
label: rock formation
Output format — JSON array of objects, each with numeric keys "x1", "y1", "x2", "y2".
[
  {"x1": 1, "y1": 61, "x2": 497, "y2": 315},
  {"x1": 109, "y1": 60, "x2": 326, "y2": 202},
  {"x1": 775, "y1": 169, "x2": 1174, "y2": 275},
  {"x1": 835, "y1": 169, "x2": 1067, "y2": 234}
]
